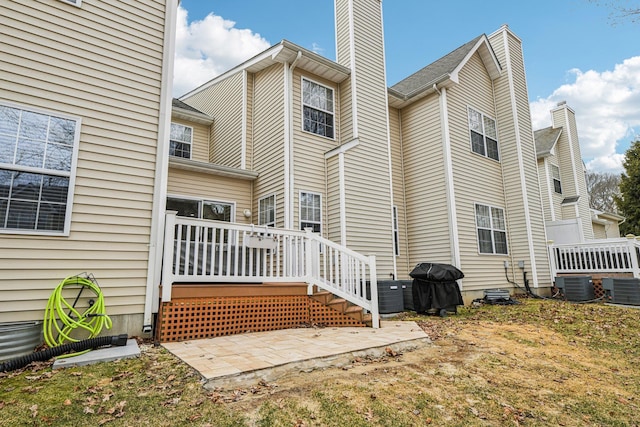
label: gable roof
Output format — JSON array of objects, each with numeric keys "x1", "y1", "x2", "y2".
[
  {"x1": 181, "y1": 40, "x2": 350, "y2": 100},
  {"x1": 533, "y1": 126, "x2": 562, "y2": 158},
  {"x1": 388, "y1": 34, "x2": 502, "y2": 108}
]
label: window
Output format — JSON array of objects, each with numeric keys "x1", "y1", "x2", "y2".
[
  {"x1": 258, "y1": 194, "x2": 276, "y2": 227},
  {"x1": 302, "y1": 78, "x2": 334, "y2": 139},
  {"x1": 551, "y1": 164, "x2": 562, "y2": 194},
  {"x1": 392, "y1": 206, "x2": 400, "y2": 256},
  {"x1": 475, "y1": 203, "x2": 508, "y2": 254},
  {"x1": 166, "y1": 196, "x2": 233, "y2": 222},
  {"x1": 59, "y1": 0, "x2": 82, "y2": 6},
  {"x1": 300, "y1": 191, "x2": 321, "y2": 233},
  {"x1": 0, "y1": 103, "x2": 80, "y2": 234},
  {"x1": 468, "y1": 107, "x2": 499, "y2": 161},
  {"x1": 169, "y1": 123, "x2": 192, "y2": 159}
]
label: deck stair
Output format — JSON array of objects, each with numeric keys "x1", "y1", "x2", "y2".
[{"x1": 311, "y1": 290, "x2": 372, "y2": 326}]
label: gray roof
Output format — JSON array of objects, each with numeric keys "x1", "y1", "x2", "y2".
[
  {"x1": 172, "y1": 98, "x2": 207, "y2": 115},
  {"x1": 534, "y1": 126, "x2": 562, "y2": 158},
  {"x1": 390, "y1": 35, "x2": 485, "y2": 96},
  {"x1": 562, "y1": 196, "x2": 580, "y2": 205}
]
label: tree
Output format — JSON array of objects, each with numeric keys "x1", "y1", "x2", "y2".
[
  {"x1": 588, "y1": 0, "x2": 640, "y2": 23},
  {"x1": 586, "y1": 170, "x2": 621, "y2": 212},
  {"x1": 614, "y1": 140, "x2": 640, "y2": 235}
]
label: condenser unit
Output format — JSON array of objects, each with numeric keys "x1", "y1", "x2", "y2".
[
  {"x1": 555, "y1": 276, "x2": 594, "y2": 302},
  {"x1": 602, "y1": 278, "x2": 640, "y2": 306}
]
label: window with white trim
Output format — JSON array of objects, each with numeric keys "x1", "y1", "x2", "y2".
[
  {"x1": 166, "y1": 196, "x2": 233, "y2": 222},
  {"x1": 169, "y1": 123, "x2": 192, "y2": 159},
  {"x1": 468, "y1": 107, "x2": 499, "y2": 161},
  {"x1": 302, "y1": 78, "x2": 334, "y2": 139},
  {"x1": 551, "y1": 164, "x2": 562, "y2": 194},
  {"x1": 0, "y1": 104, "x2": 80, "y2": 234},
  {"x1": 258, "y1": 194, "x2": 276, "y2": 227},
  {"x1": 475, "y1": 203, "x2": 508, "y2": 254},
  {"x1": 300, "y1": 191, "x2": 321, "y2": 233},
  {"x1": 392, "y1": 205, "x2": 400, "y2": 256}
]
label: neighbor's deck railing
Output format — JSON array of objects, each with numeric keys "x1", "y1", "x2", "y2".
[
  {"x1": 161, "y1": 212, "x2": 379, "y2": 328},
  {"x1": 548, "y1": 237, "x2": 640, "y2": 279}
]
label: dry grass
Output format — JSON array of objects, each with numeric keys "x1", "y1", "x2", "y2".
[{"x1": 1, "y1": 298, "x2": 640, "y2": 426}]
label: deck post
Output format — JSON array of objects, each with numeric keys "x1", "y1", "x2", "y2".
[
  {"x1": 304, "y1": 228, "x2": 315, "y2": 294},
  {"x1": 368, "y1": 254, "x2": 380, "y2": 328},
  {"x1": 547, "y1": 240, "x2": 557, "y2": 280},
  {"x1": 161, "y1": 211, "x2": 177, "y2": 302},
  {"x1": 627, "y1": 235, "x2": 640, "y2": 278}
]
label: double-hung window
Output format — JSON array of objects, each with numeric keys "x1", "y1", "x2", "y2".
[
  {"x1": 169, "y1": 123, "x2": 192, "y2": 159},
  {"x1": 300, "y1": 191, "x2": 321, "y2": 233},
  {"x1": 475, "y1": 203, "x2": 508, "y2": 254},
  {"x1": 551, "y1": 164, "x2": 562, "y2": 194},
  {"x1": 302, "y1": 78, "x2": 334, "y2": 139},
  {"x1": 0, "y1": 103, "x2": 80, "y2": 234},
  {"x1": 468, "y1": 107, "x2": 499, "y2": 161},
  {"x1": 258, "y1": 194, "x2": 276, "y2": 227}
]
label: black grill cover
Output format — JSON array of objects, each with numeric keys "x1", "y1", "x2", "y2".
[
  {"x1": 409, "y1": 262, "x2": 464, "y2": 282},
  {"x1": 410, "y1": 263, "x2": 464, "y2": 313}
]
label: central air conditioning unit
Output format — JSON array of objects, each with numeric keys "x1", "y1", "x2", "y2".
[
  {"x1": 602, "y1": 278, "x2": 640, "y2": 306},
  {"x1": 555, "y1": 276, "x2": 594, "y2": 302}
]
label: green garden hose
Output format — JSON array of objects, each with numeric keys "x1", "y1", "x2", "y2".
[{"x1": 43, "y1": 274, "x2": 112, "y2": 358}]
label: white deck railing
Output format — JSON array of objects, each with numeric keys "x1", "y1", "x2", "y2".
[
  {"x1": 549, "y1": 238, "x2": 640, "y2": 278},
  {"x1": 161, "y1": 212, "x2": 379, "y2": 328}
]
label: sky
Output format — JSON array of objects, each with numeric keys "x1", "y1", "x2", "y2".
[{"x1": 173, "y1": 0, "x2": 640, "y2": 174}]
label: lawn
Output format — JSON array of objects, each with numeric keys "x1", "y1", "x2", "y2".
[{"x1": 1, "y1": 298, "x2": 639, "y2": 426}]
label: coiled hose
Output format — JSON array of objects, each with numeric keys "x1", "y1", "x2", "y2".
[{"x1": 43, "y1": 274, "x2": 113, "y2": 358}]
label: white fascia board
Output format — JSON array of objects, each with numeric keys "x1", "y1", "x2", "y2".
[
  {"x1": 169, "y1": 157, "x2": 258, "y2": 180},
  {"x1": 450, "y1": 36, "x2": 501, "y2": 83},
  {"x1": 180, "y1": 44, "x2": 285, "y2": 99},
  {"x1": 171, "y1": 107, "x2": 213, "y2": 125}
]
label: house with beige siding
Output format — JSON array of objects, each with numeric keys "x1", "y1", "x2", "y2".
[
  {"x1": 169, "y1": 0, "x2": 552, "y2": 328},
  {"x1": 534, "y1": 102, "x2": 624, "y2": 243},
  {"x1": 0, "y1": 0, "x2": 179, "y2": 335},
  {"x1": 3, "y1": 0, "x2": 562, "y2": 341}
]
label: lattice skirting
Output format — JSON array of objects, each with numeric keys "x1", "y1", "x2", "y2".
[{"x1": 158, "y1": 296, "x2": 365, "y2": 342}]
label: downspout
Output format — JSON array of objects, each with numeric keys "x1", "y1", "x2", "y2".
[
  {"x1": 285, "y1": 51, "x2": 302, "y2": 229},
  {"x1": 434, "y1": 84, "x2": 461, "y2": 271},
  {"x1": 143, "y1": 0, "x2": 178, "y2": 333}
]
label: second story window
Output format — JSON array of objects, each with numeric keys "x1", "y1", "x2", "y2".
[
  {"x1": 302, "y1": 78, "x2": 334, "y2": 139},
  {"x1": 468, "y1": 107, "x2": 499, "y2": 161},
  {"x1": 169, "y1": 123, "x2": 192, "y2": 159},
  {"x1": 551, "y1": 164, "x2": 562, "y2": 194}
]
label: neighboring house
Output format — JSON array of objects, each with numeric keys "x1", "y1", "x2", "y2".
[
  {"x1": 178, "y1": 0, "x2": 551, "y2": 303},
  {"x1": 534, "y1": 102, "x2": 595, "y2": 244},
  {"x1": 0, "y1": 0, "x2": 179, "y2": 334},
  {"x1": 591, "y1": 210, "x2": 624, "y2": 239}
]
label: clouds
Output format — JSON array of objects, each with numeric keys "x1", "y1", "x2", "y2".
[
  {"x1": 173, "y1": 6, "x2": 271, "y2": 97},
  {"x1": 529, "y1": 56, "x2": 640, "y2": 173}
]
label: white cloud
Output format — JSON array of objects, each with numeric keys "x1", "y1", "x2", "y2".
[
  {"x1": 529, "y1": 56, "x2": 640, "y2": 174},
  {"x1": 173, "y1": 6, "x2": 271, "y2": 97}
]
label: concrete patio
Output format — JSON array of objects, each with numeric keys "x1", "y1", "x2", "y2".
[{"x1": 162, "y1": 320, "x2": 431, "y2": 390}]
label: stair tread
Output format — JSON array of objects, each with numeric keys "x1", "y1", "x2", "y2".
[{"x1": 344, "y1": 305, "x2": 364, "y2": 313}]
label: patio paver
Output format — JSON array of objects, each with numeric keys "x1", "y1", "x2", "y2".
[{"x1": 162, "y1": 321, "x2": 431, "y2": 390}]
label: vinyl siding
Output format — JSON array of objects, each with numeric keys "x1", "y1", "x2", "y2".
[
  {"x1": 446, "y1": 52, "x2": 509, "y2": 291},
  {"x1": 490, "y1": 28, "x2": 551, "y2": 288},
  {"x1": 167, "y1": 169, "x2": 252, "y2": 224},
  {"x1": 338, "y1": 0, "x2": 395, "y2": 276},
  {"x1": 593, "y1": 223, "x2": 606, "y2": 239},
  {"x1": 326, "y1": 156, "x2": 341, "y2": 244},
  {"x1": 246, "y1": 72, "x2": 254, "y2": 170},
  {"x1": 252, "y1": 65, "x2": 286, "y2": 228},
  {"x1": 397, "y1": 96, "x2": 452, "y2": 274},
  {"x1": 182, "y1": 73, "x2": 244, "y2": 168},
  {"x1": 292, "y1": 71, "x2": 339, "y2": 235},
  {"x1": 335, "y1": 0, "x2": 351, "y2": 68},
  {"x1": 0, "y1": 0, "x2": 167, "y2": 322},
  {"x1": 552, "y1": 106, "x2": 593, "y2": 239},
  {"x1": 170, "y1": 117, "x2": 209, "y2": 162},
  {"x1": 388, "y1": 107, "x2": 410, "y2": 277}
]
